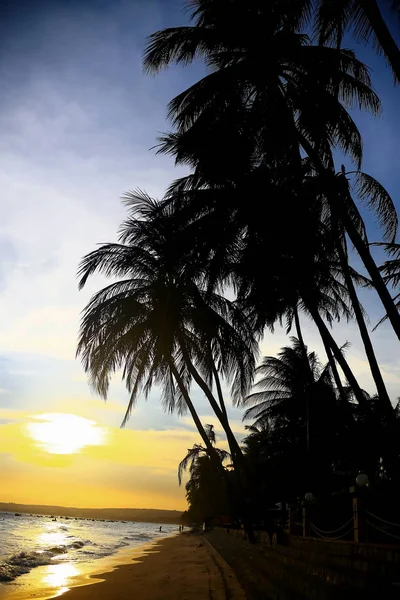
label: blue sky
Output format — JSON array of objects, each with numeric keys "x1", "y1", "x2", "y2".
[{"x1": 0, "y1": 0, "x2": 399, "y2": 509}]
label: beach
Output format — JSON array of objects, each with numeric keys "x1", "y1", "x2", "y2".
[
  {"x1": 0, "y1": 532, "x2": 246, "y2": 600},
  {"x1": 59, "y1": 533, "x2": 246, "y2": 600}
]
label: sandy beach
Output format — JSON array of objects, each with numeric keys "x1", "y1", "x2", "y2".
[
  {"x1": 61, "y1": 533, "x2": 245, "y2": 600},
  {"x1": 0, "y1": 533, "x2": 246, "y2": 600}
]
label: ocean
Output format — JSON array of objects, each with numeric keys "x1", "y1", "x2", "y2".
[{"x1": 0, "y1": 511, "x2": 177, "y2": 597}]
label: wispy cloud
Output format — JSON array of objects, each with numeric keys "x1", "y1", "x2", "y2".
[{"x1": 0, "y1": 0, "x2": 399, "y2": 509}]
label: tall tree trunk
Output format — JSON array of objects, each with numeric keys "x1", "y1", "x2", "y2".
[
  {"x1": 321, "y1": 333, "x2": 348, "y2": 401},
  {"x1": 293, "y1": 304, "x2": 307, "y2": 358},
  {"x1": 177, "y1": 336, "x2": 256, "y2": 542},
  {"x1": 176, "y1": 333, "x2": 246, "y2": 462},
  {"x1": 185, "y1": 357, "x2": 243, "y2": 461},
  {"x1": 337, "y1": 242, "x2": 393, "y2": 416},
  {"x1": 169, "y1": 362, "x2": 218, "y2": 456},
  {"x1": 300, "y1": 134, "x2": 400, "y2": 341},
  {"x1": 340, "y1": 206, "x2": 400, "y2": 341},
  {"x1": 361, "y1": 0, "x2": 400, "y2": 82},
  {"x1": 307, "y1": 304, "x2": 368, "y2": 408},
  {"x1": 211, "y1": 361, "x2": 228, "y2": 419},
  {"x1": 293, "y1": 305, "x2": 312, "y2": 451}
]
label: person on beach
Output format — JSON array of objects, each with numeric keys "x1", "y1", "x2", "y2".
[{"x1": 159, "y1": 526, "x2": 162, "y2": 532}]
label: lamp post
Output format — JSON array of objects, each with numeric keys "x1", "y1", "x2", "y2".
[
  {"x1": 355, "y1": 473, "x2": 369, "y2": 487},
  {"x1": 353, "y1": 474, "x2": 368, "y2": 543},
  {"x1": 303, "y1": 492, "x2": 314, "y2": 537}
]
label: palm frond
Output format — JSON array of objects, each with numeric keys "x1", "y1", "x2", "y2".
[
  {"x1": 351, "y1": 172, "x2": 398, "y2": 242},
  {"x1": 143, "y1": 26, "x2": 218, "y2": 74}
]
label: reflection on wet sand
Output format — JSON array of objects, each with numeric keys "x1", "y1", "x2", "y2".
[
  {"x1": 42, "y1": 563, "x2": 79, "y2": 597},
  {"x1": 0, "y1": 560, "x2": 81, "y2": 600}
]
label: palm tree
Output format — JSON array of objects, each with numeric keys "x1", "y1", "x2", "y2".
[
  {"x1": 177, "y1": 424, "x2": 230, "y2": 485},
  {"x1": 283, "y1": 204, "x2": 393, "y2": 417},
  {"x1": 299, "y1": 154, "x2": 400, "y2": 343},
  {"x1": 145, "y1": 0, "x2": 379, "y2": 180},
  {"x1": 244, "y1": 338, "x2": 337, "y2": 430},
  {"x1": 184, "y1": 450, "x2": 231, "y2": 526},
  {"x1": 155, "y1": 163, "x2": 372, "y2": 410},
  {"x1": 376, "y1": 242, "x2": 400, "y2": 323},
  {"x1": 335, "y1": 239, "x2": 393, "y2": 415},
  {"x1": 77, "y1": 193, "x2": 258, "y2": 521},
  {"x1": 314, "y1": 0, "x2": 400, "y2": 82},
  {"x1": 143, "y1": 1, "x2": 400, "y2": 402},
  {"x1": 144, "y1": 0, "x2": 400, "y2": 346},
  {"x1": 243, "y1": 338, "x2": 367, "y2": 493}
]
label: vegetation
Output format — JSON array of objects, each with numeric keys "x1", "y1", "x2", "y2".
[{"x1": 78, "y1": 1, "x2": 400, "y2": 532}]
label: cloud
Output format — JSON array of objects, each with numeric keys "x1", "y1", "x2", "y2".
[{"x1": 0, "y1": 0, "x2": 399, "y2": 511}]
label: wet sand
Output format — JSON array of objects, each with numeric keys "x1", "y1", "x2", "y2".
[
  {"x1": 60, "y1": 533, "x2": 246, "y2": 600},
  {"x1": 0, "y1": 534, "x2": 246, "y2": 600}
]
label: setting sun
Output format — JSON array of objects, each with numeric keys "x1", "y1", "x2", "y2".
[{"x1": 25, "y1": 413, "x2": 107, "y2": 455}]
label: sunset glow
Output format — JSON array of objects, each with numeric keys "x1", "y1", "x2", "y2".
[
  {"x1": 1, "y1": 0, "x2": 399, "y2": 520},
  {"x1": 25, "y1": 414, "x2": 106, "y2": 455}
]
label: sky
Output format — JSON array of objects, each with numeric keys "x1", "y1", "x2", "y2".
[{"x1": 0, "y1": 0, "x2": 400, "y2": 512}]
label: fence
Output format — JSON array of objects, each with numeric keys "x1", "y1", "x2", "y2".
[{"x1": 299, "y1": 490, "x2": 400, "y2": 545}]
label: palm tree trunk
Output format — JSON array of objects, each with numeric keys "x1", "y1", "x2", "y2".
[
  {"x1": 293, "y1": 305, "x2": 312, "y2": 451},
  {"x1": 185, "y1": 357, "x2": 243, "y2": 461},
  {"x1": 176, "y1": 333, "x2": 246, "y2": 459},
  {"x1": 177, "y1": 336, "x2": 256, "y2": 542},
  {"x1": 293, "y1": 305, "x2": 306, "y2": 354},
  {"x1": 300, "y1": 133, "x2": 400, "y2": 341},
  {"x1": 307, "y1": 304, "x2": 368, "y2": 408},
  {"x1": 361, "y1": 0, "x2": 400, "y2": 82},
  {"x1": 169, "y1": 362, "x2": 218, "y2": 456},
  {"x1": 340, "y1": 207, "x2": 400, "y2": 341},
  {"x1": 321, "y1": 334, "x2": 347, "y2": 401},
  {"x1": 211, "y1": 361, "x2": 228, "y2": 419},
  {"x1": 337, "y1": 242, "x2": 393, "y2": 416}
]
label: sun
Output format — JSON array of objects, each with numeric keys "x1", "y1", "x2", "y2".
[{"x1": 26, "y1": 413, "x2": 106, "y2": 454}]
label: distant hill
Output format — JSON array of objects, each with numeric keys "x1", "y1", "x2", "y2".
[{"x1": 0, "y1": 502, "x2": 182, "y2": 524}]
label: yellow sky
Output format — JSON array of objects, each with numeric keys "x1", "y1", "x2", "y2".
[{"x1": 0, "y1": 407, "x2": 202, "y2": 511}]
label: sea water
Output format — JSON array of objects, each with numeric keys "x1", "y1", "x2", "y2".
[{"x1": 0, "y1": 511, "x2": 177, "y2": 594}]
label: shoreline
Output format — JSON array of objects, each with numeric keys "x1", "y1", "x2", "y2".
[
  {"x1": 0, "y1": 533, "x2": 245, "y2": 600},
  {"x1": 61, "y1": 533, "x2": 245, "y2": 600},
  {"x1": 0, "y1": 535, "x2": 176, "y2": 600}
]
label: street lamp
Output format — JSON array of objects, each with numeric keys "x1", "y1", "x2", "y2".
[{"x1": 355, "y1": 473, "x2": 369, "y2": 487}]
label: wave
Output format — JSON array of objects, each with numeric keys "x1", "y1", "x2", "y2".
[
  {"x1": 0, "y1": 549, "x2": 62, "y2": 582},
  {"x1": 70, "y1": 541, "x2": 86, "y2": 549},
  {"x1": 123, "y1": 533, "x2": 152, "y2": 542},
  {"x1": 0, "y1": 539, "x2": 89, "y2": 582}
]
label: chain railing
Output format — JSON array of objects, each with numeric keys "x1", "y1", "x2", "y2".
[
  {"x1": 366, "y1": 510, "x2": 400, "y2": 529},
  {"x1": 366, "y1": 509, "x2": 400, "y2": 542},
  {"x1": 310, "y1": 517, "x2": 354, "y2": 540}
]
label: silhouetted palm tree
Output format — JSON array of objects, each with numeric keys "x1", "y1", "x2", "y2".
[
  {"x1": 145, "y1": 0, "x2": 380, "y2": 180},
  {"x1": 143, "y1": 1, "x2": 400, "y2": 404},
  {"x1": 177, "y1": 424, "x2": 230, "y2": 485},
  {"x1": 144, "y1": 0, "x2": 400, "y2": 347},
  {"x1": 185, "y1": 450, "x2": 231, "y2": 525},
  {"x1": 335, "y1": 238, "x2": 393, "y2": 415},
  {"x1": 300, "y1": 158, "x2": 400, "y2": 343},
  {"x1": 77, "y1": 192, "x2": 258, "y2": 488},
  {"x1": 243, "y1": 337, "x2": 338, "y2": 431},
  {"x1": 242, "y1": 338, "x2": 373, "y2": 495},
  {"x1": 376, "y1": 242, "x2": 400, "y2": 326},
  {"x1": 154, "y1": 164, "x2": 371, "y2": 409},
  {"x1": 314, "y1": 0, "x2": 400, "y2": 82}
]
